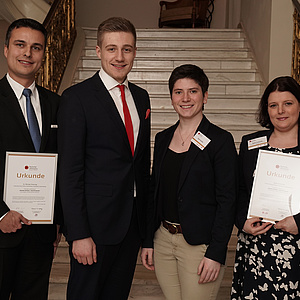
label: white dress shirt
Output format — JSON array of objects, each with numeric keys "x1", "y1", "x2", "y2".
[
  {"x1": 99, "y1": 69, "x2": 140, "y2": 149},
  {"x1": 6, "y1": 73, "x2": 42, "y2": 134}
]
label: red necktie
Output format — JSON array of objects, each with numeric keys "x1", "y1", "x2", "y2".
[{"x1": 117, "y1": 85, "x2": 134, "y2": 156}]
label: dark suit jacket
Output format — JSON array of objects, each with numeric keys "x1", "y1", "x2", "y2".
[
  {"x1": 58, "y1": 72, "x2": 151, "y2": 245},
  {"x1": 0, "y1": 75, "x2": 61, "y2": 248},
  {"x1": 146, "y1": 115, "x2": 237, "y2": 265},
  {"x1": 236, "y1": 129, "x2": 300, "y2": 231}
]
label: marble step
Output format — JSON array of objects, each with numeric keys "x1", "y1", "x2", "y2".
[
  {"x1": 72, "y1": 78, "x2": 262, "y2": 96},
  {"x1": 83, "y1": 47, "x2": 250, "y2": 59},
  {"x1": 77, "y1": 68, "x2": 258, "y2": 82},
  {"x1": 49, "y1": 261, "x2": 234, "y2": 300},
  {"x1": 150, "y1": 95, "x2": 260, "y2": 111},
  {"x1": 138, "y1": 37, "x2": 245, "y2": 49},
  {"x1": 79, "y1": 56, "x2": 256, "y2": 70},
  {"x1": 83, "y1": 27, "x2": 243, "y2": 39},
  {"x1": 48, "y1": 283, "x2": 67, "y2": 300},
  {"x1": 133, "y1": 81, "x2": 262, "y2": 96},
  {"x1": 85, "y1": 36, "x2": 246, "y2": 49},
  {"x1": 74, "y1": 77, "x2": 262, "y2": 97},
  {"x1": 151, "y1": 112, "x2": 258, "y2": 129},
  {"x1": 129, "y1": 69, "x2": 258, "y2": 82},
  {"x1": 52, "y1": 240, "x2": 69, "y2": 264}
]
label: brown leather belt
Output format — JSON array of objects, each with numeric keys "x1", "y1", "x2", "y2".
[{"x1": 162, "y1": 220, "x2": 182, "y2": 234}]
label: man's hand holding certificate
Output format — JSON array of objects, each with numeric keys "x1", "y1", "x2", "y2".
[
  {"x1": 3, "y1": 152, "x2": 58, "y2": 224},
  {"x1": 248, "y1": 150, "x2": 300, "y2": 223}
]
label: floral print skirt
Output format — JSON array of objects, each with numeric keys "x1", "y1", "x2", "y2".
[{"x1": 231, "y1": 228, "x2": 300, "y2": 300}]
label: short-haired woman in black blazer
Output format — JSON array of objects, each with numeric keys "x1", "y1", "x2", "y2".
[
  {"x1": 141, "y1": 64, "x2": 238, "y2": 300},
  {"x1": 231, "y1": 76, "x2": 300, "y2": 299}
]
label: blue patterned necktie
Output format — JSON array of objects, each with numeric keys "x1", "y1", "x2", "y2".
[{"x1": 23, "y1": 88, "x2": 41, "y2": 152}]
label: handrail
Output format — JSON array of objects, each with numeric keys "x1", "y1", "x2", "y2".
[
  {"x1": 36, "y1": 0, "x2": 76, "y2": 93},
  {"x1": 292, "y1": 0, "x2": 300, "y2": 14}
]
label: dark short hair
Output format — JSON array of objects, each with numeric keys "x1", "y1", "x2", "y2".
[
  {"x1": 257, "y1": 76, "x2": 300, "y2": 129},
  {"x1": 168, "y1": 64, "x2": 209, "y2": 96},
  {"x1": 5, "y1": 18, "x2": 47, "y2": 48},
  {"x1": 97, "y1": 17, "x2": 136, "y2": 46}
]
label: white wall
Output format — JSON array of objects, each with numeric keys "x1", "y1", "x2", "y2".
[
  {"x1": 227, "y1": 0, "x2": 241, "y2": 28},
  {"x1": 75, "y1": 0, "x2": 228, "y2": 29},
  {"x1": 240, "y1": 0, "x2": 272, "y2": 84},
  {"x1": 240, "y1": 0, "x2": 294, "y2": 84},
  {"x1": 269, "y1": 0, "x2": 293, "y2": 82}
]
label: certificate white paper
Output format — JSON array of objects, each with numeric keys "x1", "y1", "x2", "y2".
[
  {"x1": 248, "y1": 150, "x2": 300, "y2": 223},
  {"x1": 3, "y1": 152, "x2": 58, "y2": 224}
]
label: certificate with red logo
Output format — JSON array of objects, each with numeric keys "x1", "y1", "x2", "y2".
[
  {"x1": 248, "y1": 150, "x2": 300, "y2": 223},
  {"x1": 3, "y1": 152, "x2": 58, "y2": 224}
]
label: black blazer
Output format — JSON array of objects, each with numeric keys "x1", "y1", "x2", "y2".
[
  {"x1": 236, "y1": 129, "x2": 300, "y2": 231},
  {"x1": 0, "y1": 75, "x2": 61, "y2": 248},
  {"x1": 146, "y1": 115, "x2": 237, "y2": 265},
  {"x1": 58, "y1": 72, "x2": 151, "y2": 245}
]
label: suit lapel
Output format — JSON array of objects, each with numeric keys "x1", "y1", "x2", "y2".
[
  {"x1": 155, "y1": 123, "x2": 177, "y2": 188},
  {"x1": 0, "y1": 77, "x2": 33, "y2": 148},
  {"x1": 91, "y1": 73, "x2": 132, "y2": 154},
  {"x1": 129, "y1": 83, "x2": 146, "y2": 158},
  {"x1": 178, "y1": 116, "x2": 210, "y2": 191},
  {"x1": 38, "y1": 86, "x2": 51, "y2": 152}
]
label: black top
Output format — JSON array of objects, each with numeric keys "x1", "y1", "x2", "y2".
[{"x1": 159, "y1": 148, "x2": 187, "y2": 223}]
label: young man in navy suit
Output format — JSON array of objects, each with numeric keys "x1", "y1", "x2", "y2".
[
  {"x1": 0, "y1": 18, "x2": 61, "y2": 299},
  {"x1": 58, "y1": 17, "x2": 151, "y2": 299}
]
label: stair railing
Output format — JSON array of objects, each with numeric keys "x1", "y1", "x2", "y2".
[
  {"x1": 36, "y1": 0, "x2": 76, "y2": 93},
  {"x1": 292, "y1": 0, "x2": 300, "y2": 83}
]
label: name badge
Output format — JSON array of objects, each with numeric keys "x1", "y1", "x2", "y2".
[
  {"x1": 248, "y1": 136, "x2": 268, "y2": 150},
  {"x1": 191, "y1": 131, "x2": 211, "y2": 150}
]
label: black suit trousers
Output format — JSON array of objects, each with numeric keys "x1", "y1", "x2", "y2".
[
  {"x1": 67, "y1": 204, "x2": 142, "y2": 300},
  {"x1": 0, "y1": 226, "x2": 53, "y2": 300}
]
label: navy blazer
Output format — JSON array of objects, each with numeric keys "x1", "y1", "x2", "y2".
[
  {"x1": 0, "y1": 75, "x2": 61, "y2": 248},
  {"x1": 236, "y1": 129, "x2": 300, "y2": 231},
  {"x1": 58, "y1": 72, "x2": 151, "y2": 245},
  {"x1": 146, "y1": 115, "x2": 237, "y2": 265}
]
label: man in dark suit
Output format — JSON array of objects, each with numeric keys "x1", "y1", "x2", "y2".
[
  {"x1": 0, "y1": 18, "x2": 61, "y2": 300},
  {"x1": 58, "y1": 17, "x2": 151, "y2": 299}
]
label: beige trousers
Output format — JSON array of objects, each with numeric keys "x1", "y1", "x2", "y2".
[{"x1": 154, "y1": 224, "x2": 225, "y2": 300}]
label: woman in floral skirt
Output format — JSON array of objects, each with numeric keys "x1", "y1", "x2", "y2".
[{"x1": 231, "y1": 76, "x2": 300, "y2": 300}]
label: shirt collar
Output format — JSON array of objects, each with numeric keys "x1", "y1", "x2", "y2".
[
  {"x1": 99, "y1": 68, "x2": 129, "y2": 91},
  {"x1": 6, "y1": 73, "x2": 36, "y2": 101}
]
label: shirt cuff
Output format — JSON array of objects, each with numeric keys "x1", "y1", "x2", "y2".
[{"x1": 0, "y1": 212, "x2": 8, "y2": 221}]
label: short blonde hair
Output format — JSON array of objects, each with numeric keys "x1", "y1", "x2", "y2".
[{"x1": 97, "y1": 17, "x2": 136, "y2": 47}]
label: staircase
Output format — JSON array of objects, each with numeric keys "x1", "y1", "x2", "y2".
[
  {"x1": 76, "y1": 27, "x2": 263, "y2": 149},
  {"x1": 49, "y1": 28, "x2": 263, "y2": 299}
]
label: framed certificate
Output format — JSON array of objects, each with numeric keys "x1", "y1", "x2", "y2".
[
  {"x1": 3, "y1": 152, "x2": 58, "y2": 224},
  {"x1": 248, "y1": 150, "x2": 300, "y2": 223}
]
